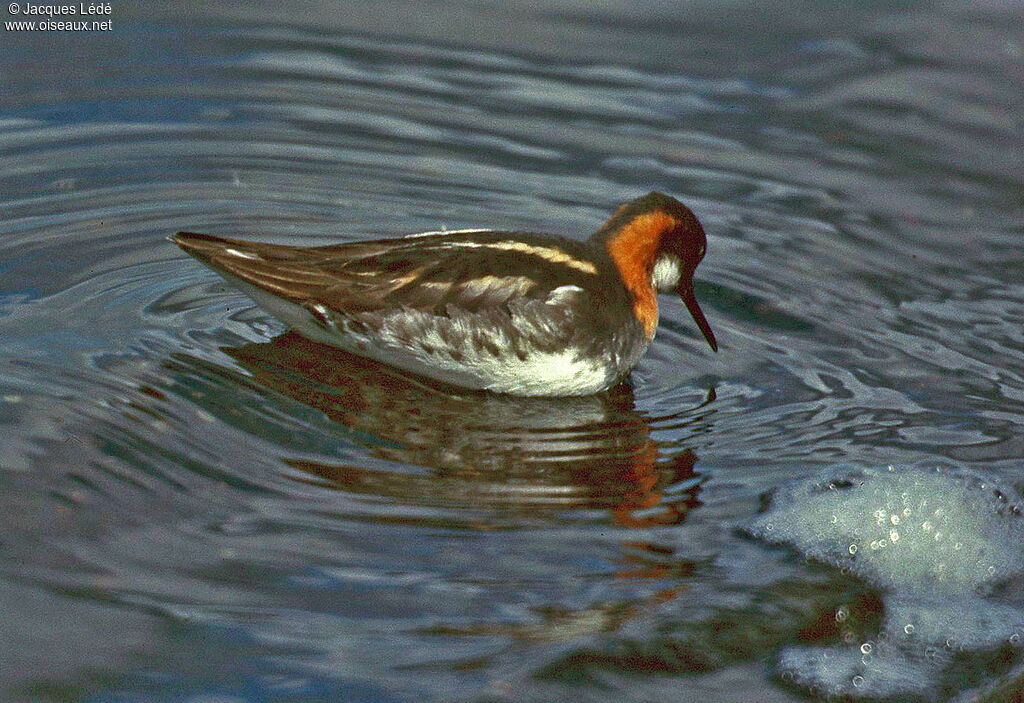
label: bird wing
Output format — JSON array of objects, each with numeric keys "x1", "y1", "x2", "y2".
[{"x1": 172, "y1": 230, "x2": 596, "y2": 317}]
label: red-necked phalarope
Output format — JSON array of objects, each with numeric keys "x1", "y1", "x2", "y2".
[{"x1": 172, "y1": 192, "x2": 717, "y2": 396}]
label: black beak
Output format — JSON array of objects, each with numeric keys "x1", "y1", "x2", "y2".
[{"x1": 678, "y1": 284, "x2": 717, "y2": 352}]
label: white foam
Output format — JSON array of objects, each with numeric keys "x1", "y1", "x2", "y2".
[{"x1": 748, "y1": 465, "x2": 1024, "y2": 699}]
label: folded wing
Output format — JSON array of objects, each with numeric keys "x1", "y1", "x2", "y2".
[{"x1": 171, "y1": 229, "x2": 594, "y2": 326}]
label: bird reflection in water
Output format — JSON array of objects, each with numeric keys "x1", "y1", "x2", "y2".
[
  {"x1": 212, "y1": 333, "x2": 714, "y2": 644},
  {"x1": 223, "y1": 333, "x2": 710, "y2": 533}
]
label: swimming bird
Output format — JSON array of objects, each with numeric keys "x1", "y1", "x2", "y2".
[{"x1": 171, "y1": 192, "x2": 717, "y2": 396}]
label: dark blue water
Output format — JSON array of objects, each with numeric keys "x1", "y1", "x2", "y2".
[{"x1": 2, "y1": 2, "x2": 1023, "y2": 701}]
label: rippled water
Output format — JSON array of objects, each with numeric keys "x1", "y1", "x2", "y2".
[{"x1": 2, "y1": 2, "x2": 1023, "y2": 701}]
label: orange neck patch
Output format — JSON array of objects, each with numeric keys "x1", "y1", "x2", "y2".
[{"x1": 605, "y1": 211, "x2": 677, "y2": 339}]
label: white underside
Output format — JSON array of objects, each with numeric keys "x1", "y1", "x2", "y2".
[{"x1": 225, "y1": 276, "x2": 614, "y2": 396}]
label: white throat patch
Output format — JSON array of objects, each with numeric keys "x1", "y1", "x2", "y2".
[{"x1": 651, "y1": 255, "x2": 682, "y2": 291}]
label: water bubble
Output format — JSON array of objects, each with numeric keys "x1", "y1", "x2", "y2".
[
  {"x1": 749, "y1": 465, "x2": 1024, "y2": 695},
  {"x1": 852, "y1": 675, "x2": 865, "y2": 688}
]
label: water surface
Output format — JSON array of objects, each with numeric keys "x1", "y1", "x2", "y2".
[{"x1": 2, "y1": 2, "x2": 1023, "y2": 701}]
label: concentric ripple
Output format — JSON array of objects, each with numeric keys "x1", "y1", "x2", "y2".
[{"x1": 2, "y1": 4, "x2": 1023, "y2": 702}]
